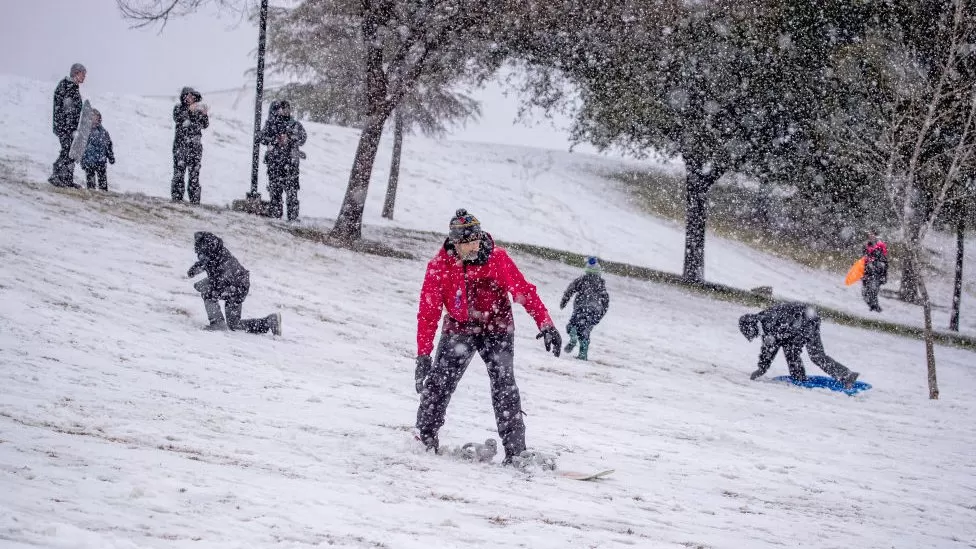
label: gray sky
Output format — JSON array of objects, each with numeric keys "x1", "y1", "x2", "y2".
[{"x1": 0, "y1": 0, "x2": 594, "y2": 152}]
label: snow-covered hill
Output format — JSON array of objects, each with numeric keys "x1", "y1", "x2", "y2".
[
  {"x1": 3, "y1": 156, "x2": 976, "y2": 547},
  {"x1": 1, "y1": 74, "x2": 973, "y2": 335}
]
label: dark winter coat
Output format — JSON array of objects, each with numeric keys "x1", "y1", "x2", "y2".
[
  {"x1": 560, "y1": 273, "x2": 609, "y2": 317},
  {"x1": 748, "y1": 302, "x2": 815, "y2": 345},
  {"x1": 417, "y1": 233, "x2": 554, "y2": 356},
  {"x1": 863, "y1": 239, "x2": 889, "y2": 283},
  {"x1": 81, "y1": 125, "x2": 115, "y2": 169},
  {"x1": 52, "y1": 78, "x2": 82, "y2": 137},
  {"x1": 261, "y1": 101, "x2": 307, "y2": 177},
  {"x1": 173, "y1": 88, "x2": 209, "y2": 156},
  {"x1": 187, "y1": 232, "x2": 249, "y2": 301}
]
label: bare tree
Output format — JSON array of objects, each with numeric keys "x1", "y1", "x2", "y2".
[
  {"x1": 825, "y1": 0, "x2": 976, "y2": 399},
  {"x1": 117, "y1": 0, "x2": 250, "y2": 29}
]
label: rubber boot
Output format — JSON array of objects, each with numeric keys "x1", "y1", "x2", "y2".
[
  {"x1": 203, "y1": 298, "x2": 227, "y2": 330},
  {"x1": 575, "y1": 339, "x2": 589, "y2": 361},
  {"x1": 564, "y1": 326, "x2": 578, "y2": 354}
]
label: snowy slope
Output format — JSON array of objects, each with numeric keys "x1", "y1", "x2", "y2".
[
  {"x1": 3, "y1": 171, "x2": 976, "y2": 548},
  {"x1": 1, "y1": 73, "x2": 973, "y2": 337}
]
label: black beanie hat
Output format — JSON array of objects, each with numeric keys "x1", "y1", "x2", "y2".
[{"x1": 449, "y1": 209, "x2": 482, "y2": 242}]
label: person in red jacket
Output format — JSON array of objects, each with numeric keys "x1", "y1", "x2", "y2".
[
  {"x1": 414, "y1": 209, "x2": 562, "y2": 465},
  {"x1": 862, "y1": 229, "x2": 889, "y2": 312}
]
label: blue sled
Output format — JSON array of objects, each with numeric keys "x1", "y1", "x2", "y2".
[{"x1": 771, "y1": 375, "x2": 872, "y2": 396}]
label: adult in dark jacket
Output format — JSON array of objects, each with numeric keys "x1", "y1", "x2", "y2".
[
  {"x1": 560, "y1": 256, "x2": 610, "y2": 361},
  {"x1": 739, "y1": 302, "x2": 860, "y2": 389},
  {"x1": 172, "y1": 87, "x2": 210, "y2": 203},
  {"x1": 187, "y1": 231, "x2": 281, "y2": 335},
  {"x1": 862, "y1": 230, "x2": 889, "y2": 313},
  {"x1": 261, "y1": 100, "x2": 307, "y2": 221},
  {"x1": 81, "y1": 109, "x2": 115, "y2": 191},
  {"x1": 49, "y1": 63, "x2": 86, "y2": 187},
  {"x1": 414, "y1": 209, "x2": 561, "y2": 465}
]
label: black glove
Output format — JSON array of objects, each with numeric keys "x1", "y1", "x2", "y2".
[
  {"x1": 536, "y1": 326, "x2": 562, "y2": 357},
  {"x1": 415, "y1": 355, "x2": 432, "y2": 393}
]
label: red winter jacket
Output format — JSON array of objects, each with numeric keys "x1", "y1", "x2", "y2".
[{"x1": 417, "y1": 234, "x2": 553, "y2": 356}]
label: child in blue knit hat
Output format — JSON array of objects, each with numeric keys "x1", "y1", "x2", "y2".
[{"x1": 559, "y1": 256, "x2": 610, "y2": 360}]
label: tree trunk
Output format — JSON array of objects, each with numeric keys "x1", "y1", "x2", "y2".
[
  {"x1": 914, "y1": 250, "x2": 940, "y2": 400},
  {"x1": 682, "y1": 168, "x2": 717, "y2": 283},
  {"x1": 329, "y1": 117, "x2": 388, "y2": 242},
  {"x1": 899, "y1": 194, "x2": 928, "y2": 303},
  {"x1": 949, "y1": 208, "x2": 965, "y2": 331},
  {"x1": 381, "y1": 110, "x2": 405, "y2": 220}
]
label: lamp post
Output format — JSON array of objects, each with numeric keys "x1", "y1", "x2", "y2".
[{"x1": 248, "y1": 0, "x2": 269, "y2": 202}]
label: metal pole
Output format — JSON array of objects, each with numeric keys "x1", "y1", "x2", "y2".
[{"x1": 248, "y1": 0, "x2": 269, "y2": 199}]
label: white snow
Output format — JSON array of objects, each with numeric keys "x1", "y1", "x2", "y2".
[
  {"x1": 1, "y1": 74, "x2": 973, "y2": 335},
  {"x1": 1, "y1": 75, "x2": 976, "y2": 548}
]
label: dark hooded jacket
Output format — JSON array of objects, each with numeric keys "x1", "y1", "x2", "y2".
[
  {"x1": 173, "y1": 87, "x2": 209, "y2": 154},
  {"x1": 741, "y1": 302, "x2": 814, "y2": 345},
  {"x1": 187, "y1": 232, "x2": 249, "y2": 300},
  {"x1": 53, "y1": 78, "x2": 82, "y2": 137},
  {"x1": 560, "y1": 273, "x2": 609, "y2": 318},
  {"x1": 261, "y1": 100, "x2": 307, "y2": 176}
]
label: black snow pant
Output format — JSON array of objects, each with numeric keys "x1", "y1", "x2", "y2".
[
  {"x1": 755, "y1": 317, "x2": 852, "y2": 381},
  {"x1": 195, "y1": 279, "x2": 271, "y2": 334},
  {"x1": 172, "y1": 147, "x2": 202, "y2": 203},
  {"x1": 51, "y1": 133, "x2": 76, "y2": 186},
  {"x1": 416, "y1": 332, "x2": 526, "y2": 461},
  {"x1": 862, "y1": 275, "x2": 882, "y2": 312},
  {"x1": 83, "y1": 164, "x2": 108, "y2": 191},
  {"x1": 567, "y1": 308, "x2": 603, "y2": 341},
  {"x1": 268, "y1": 172, "x2": 299, "y2": 221}
]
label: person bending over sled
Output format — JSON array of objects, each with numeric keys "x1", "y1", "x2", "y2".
[
  {"x1": 414, "y1": 209, "x2": 561, "y2": 467},
  {"x1": 739, "y1": 302, "x2": 859, "y2": 389},
  {"x1": 560, "y1": 256, "x2": 610, "y2": 361},
  {"x1": 187, "y1": 231, "x2": 281, "y2": 336}
]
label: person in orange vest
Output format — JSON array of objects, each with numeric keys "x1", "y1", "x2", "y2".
[{"x1": 862, "y1": 229, "x2": 889, "y2": 313}]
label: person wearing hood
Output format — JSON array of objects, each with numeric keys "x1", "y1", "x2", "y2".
[
  {"x1": 186, "y1": 231, "x2": 281, "y2": 336},
  {"x1": 560, "y1": 256, "x2": 610, "y2": 361},
  {"x1": 172, "y1": 87, "x2": 209, "y2": 203},
  {"x1": 260, "y1": 100, "x2": 307, "y2": 221},
  {"x1": 861, "y1": 229, "x2": 889, "y2": 313},
  {"x1": 738, "y1": 302, "x2": 859, "y2": 389},
  {"x1": 414, "y1": 209, "x2": 562, "y2": 465},
  {"x1": 49, "y1": 63, "x2": 86, "y2": 187},
  {"x1": 81, "y1": 109, "x2": 115, "y2": 191}
]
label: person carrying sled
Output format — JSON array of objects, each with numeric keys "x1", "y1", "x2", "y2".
[
  {"x1": 861, "y1": 229, "x2": 889, "y2": 313},
  {"x1": 81, "y1": 109, "x2": 115, "y2": 191},
  {"x1": 414, "y1": 209, "x2": 562, "y2": 466},
  {"x1": 560, "y1": 256, "x2": 610, "y2": 361},
  {"x1": 49, "y1": 63, "x2": 86, "y2": 187},
  {"x1": 172, "y1": 87, "x2": 209, "y2": 203},
  {"x1": 738, "y1": 302, "x2": 860, "y2": 389},
  {"x1": 260, "y1": 100, "x2": 307, "y2": 222},
  {"x1": 187, "y1": 231, "x2": 281, "y2": 336}
]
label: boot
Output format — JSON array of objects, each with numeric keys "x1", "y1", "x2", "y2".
[
  {"x1": 575, "y1": 339, "x2": 589, "y2": 361},
  {"x1": 564, "y1": 327, "x2": 578, "y2": 353},
  {"x1": 842, "y1": 371, "x2": 860, "y2": 390},
  {"x1": 203, "y1": 298, "x2": 225, "y2": 326},
  {"x1": 268, "y1": 313, "x2": 282, "y2": 336}
]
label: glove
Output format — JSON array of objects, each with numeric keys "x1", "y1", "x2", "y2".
[
  {"x1": 415, "y1": 355, "x2": 432, "y2": 394},
  {"x1": 536, "y1": 326, "x2": 562, "y2": 357}
]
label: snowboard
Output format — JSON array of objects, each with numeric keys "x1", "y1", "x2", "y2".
[
  {"x1": 771, "y1": 375, "x2": 872, "y2": 396},
  {"x1": 558, "y1": 469, "x2": 615, "y2": 481},
  {"x1": 68, "y1": 100, "x2": 94, "y2": 162}
]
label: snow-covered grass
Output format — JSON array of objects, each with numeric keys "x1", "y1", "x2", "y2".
[
  {"x1": 3, "y1": 164, "x2": 976, "y2": 548},
  {"x1": 1, "y1": 74, "x2": 972, "y2": 337}
]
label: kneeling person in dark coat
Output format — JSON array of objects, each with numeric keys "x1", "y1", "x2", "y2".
[
  {"x1": 187, "y1": 231, "x2": 281, "y2": 335},
  {"x1": 739, "y1": 302, "x2": 859, "y2": 389}
]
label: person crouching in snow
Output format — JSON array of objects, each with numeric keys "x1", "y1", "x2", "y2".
[
  {"x1": 81, "y1": 109, "x2": 115, "y2": 191},
  {"x1": 414, "y1": 209, "x2": 562, "y2": 466},
  {"x1": 186, "y1": 231, "x2": 281, "y2": 336},
  {"x1": 560, "y1": 256, "x2": 610, "y2": 360},
  {"x1": 738, "y1": 302, "x2": 859, "y2": 389}
]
